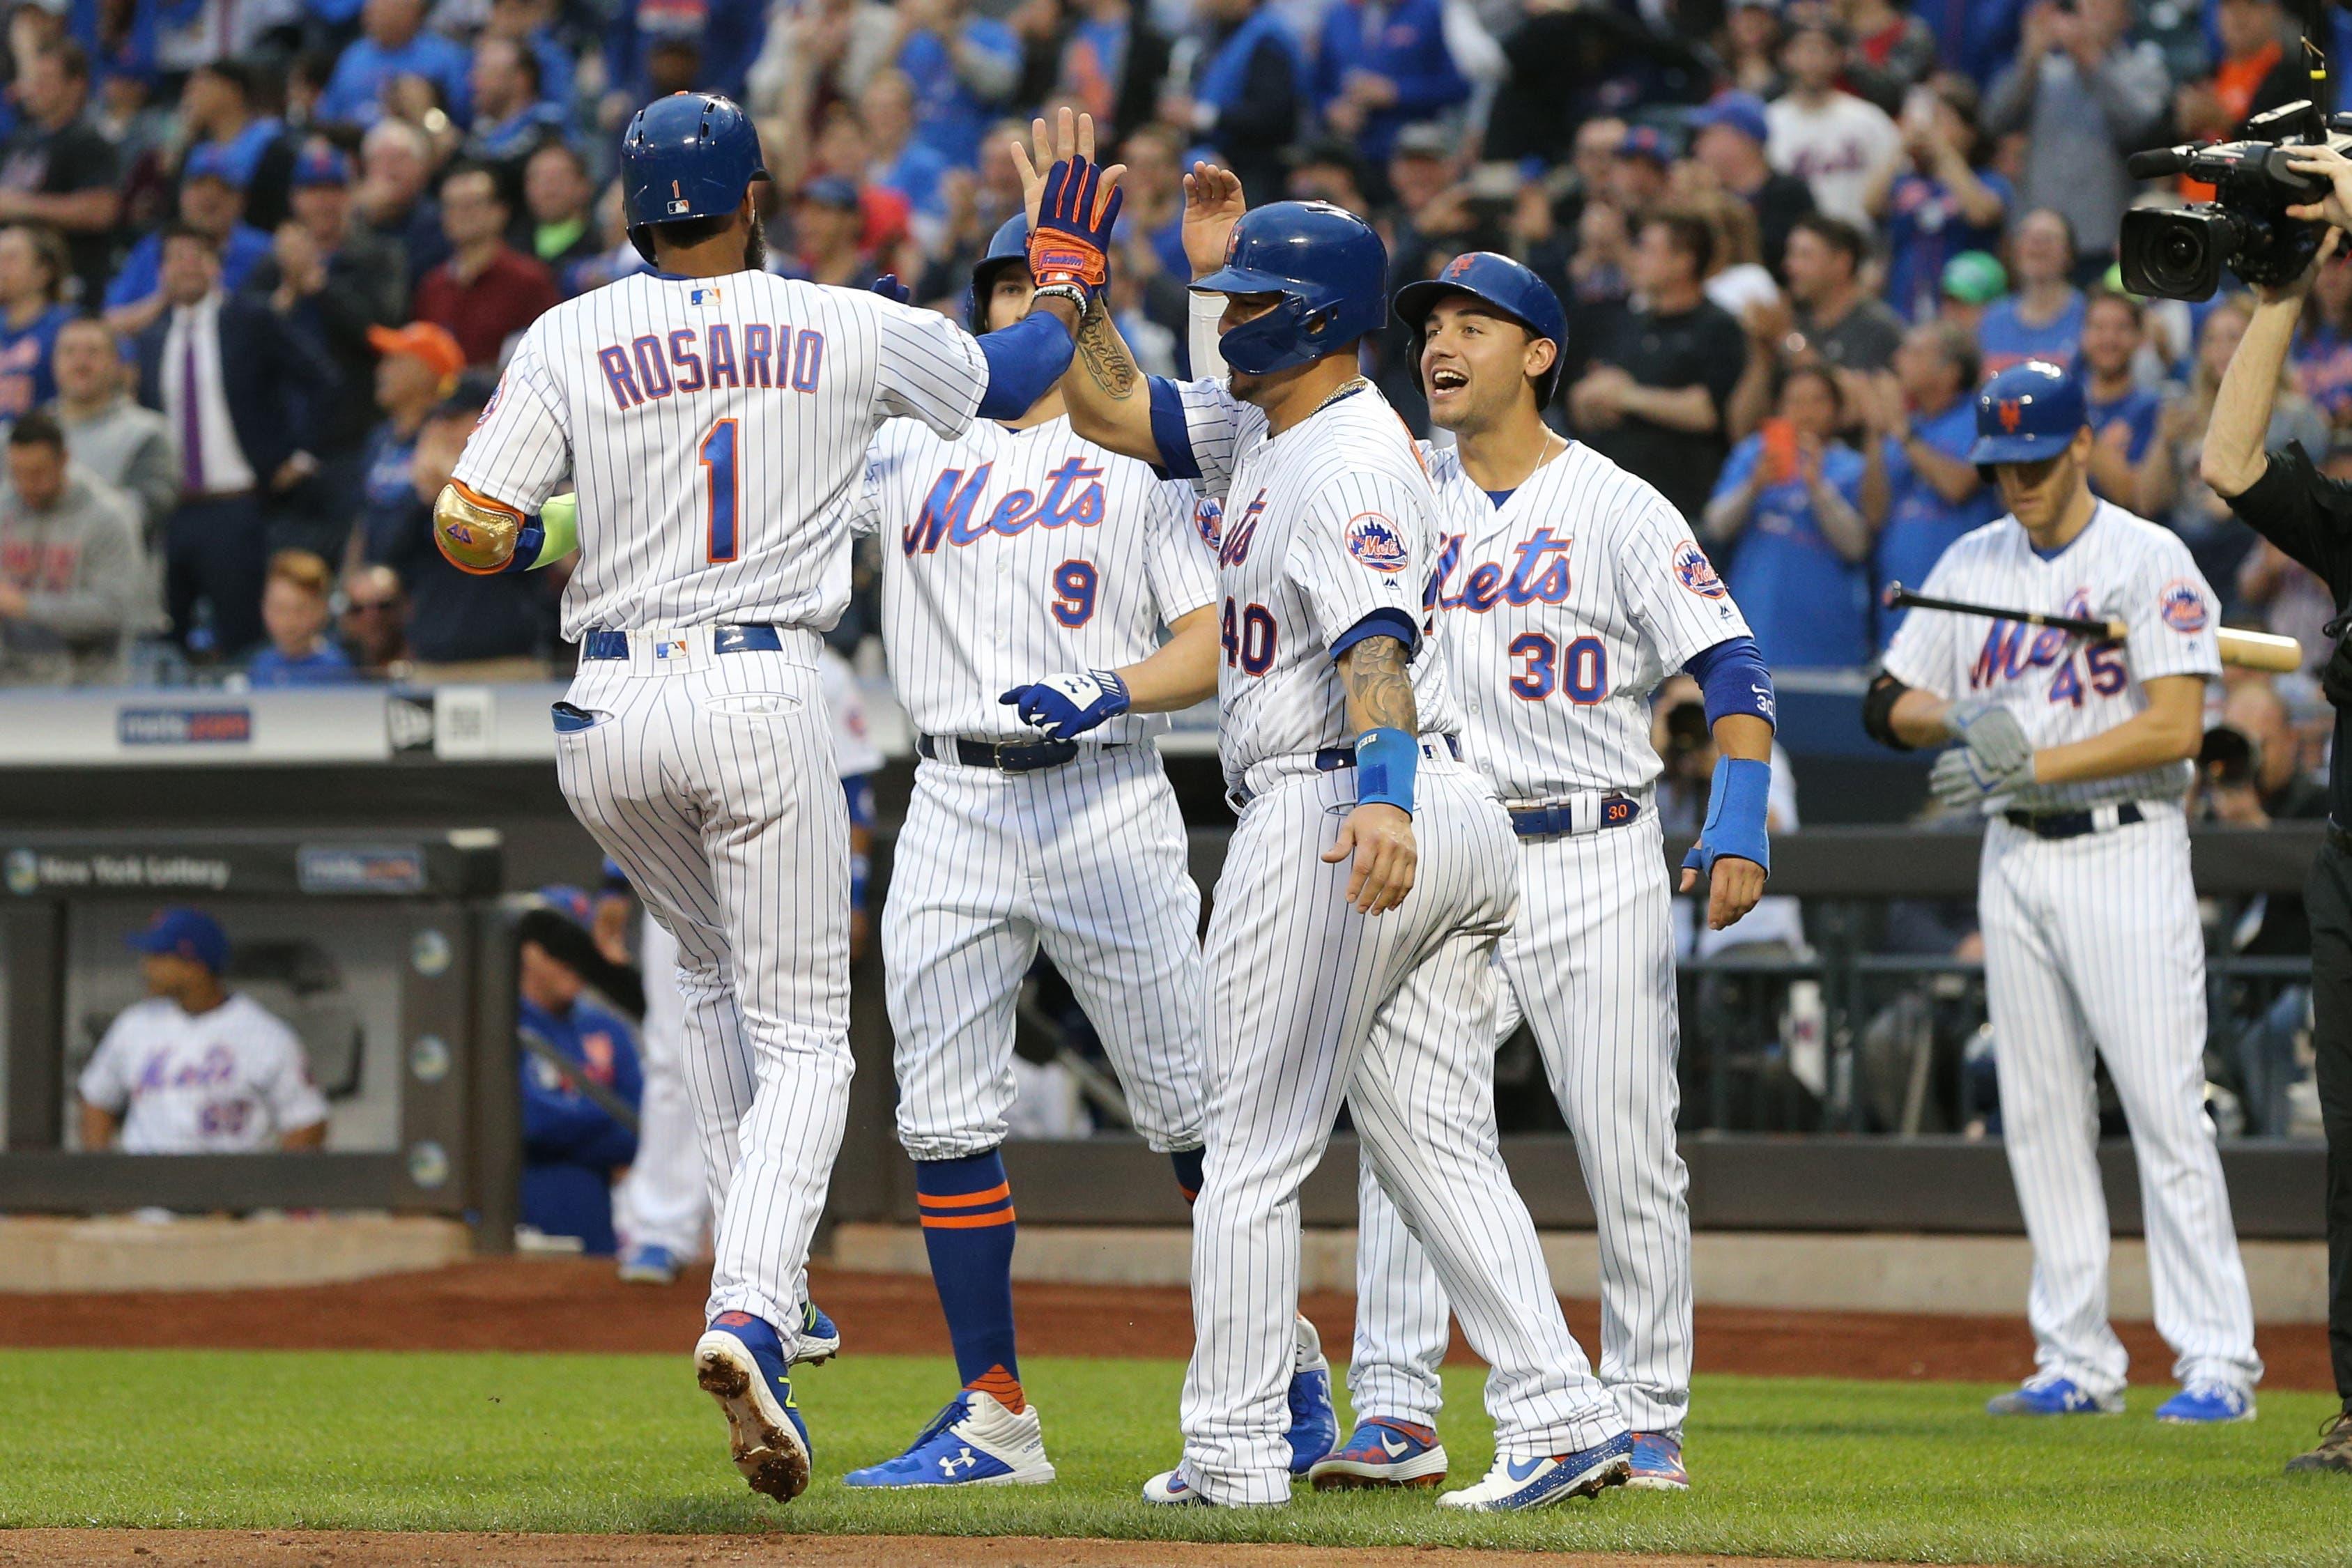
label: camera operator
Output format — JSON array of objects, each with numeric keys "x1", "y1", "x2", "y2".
[{"x1": 2199, "y1": 137, "x2": 2352, "y2": 1476}]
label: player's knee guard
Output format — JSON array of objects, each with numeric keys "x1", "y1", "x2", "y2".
[{"x1": 1861, "y1": 667, "x2": 1914, "y2": 751}]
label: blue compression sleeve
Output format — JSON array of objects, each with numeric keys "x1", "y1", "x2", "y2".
[
  {"x1": 1355, "y1": 726, "x2": 1418, "y2": 813},
  {"x1": 975, "y1": 311, "x2": 1077, "y2": 420},
  {"x1": 1146, "y1": 376, "x2": 1200, "y2": 479},
  {"x1": 1682, "y1": 635, "x2": 1776, "y2": 729},
  {"x1": 1685, "y1": 754, "x2": 1771, "y2": 875}
]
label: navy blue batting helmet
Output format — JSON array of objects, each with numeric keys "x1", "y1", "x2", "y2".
[
  {"x1": 1392, "y1": 251, "x2": 1570, "y2": 408},
  {"x1": 621, "y1": 91, "x2": 768, "y2": 261},
  {"x1": 968, "y1": 214, "x2": 1030, "y2": 334},
  {"x1": 1191, "y1": 201, "x2": 1388, "y2": 376},
  {"x1": 1969, "y1": 360, "x2": 2085, "y2": 466}
]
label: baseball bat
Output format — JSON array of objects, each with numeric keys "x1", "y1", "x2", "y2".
[{"x1": 1881, "y1": 584, "x2": 2303, "y2": 673}]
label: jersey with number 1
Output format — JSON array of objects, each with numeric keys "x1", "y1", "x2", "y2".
[
  {"x1": 1424, "y1": 441, "x2": 1752, "y2": 801},
  {"x1": 451, "y1": 268, "x2": 989, "y2": 640},
  {"x1": 1161, "y1": 378, "x2": 1463, "y2": 788},
  {"x1": 850, "y1": 414, "x2": 1219, "y2": 743},
  {"x1": 1881, "y1": 500, "x2": 2220, "y2": 812}
]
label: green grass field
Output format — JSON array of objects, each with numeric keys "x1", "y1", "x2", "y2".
[{"x1": 0, "y1": 1348, "x2": 2342, "y2": 1565}]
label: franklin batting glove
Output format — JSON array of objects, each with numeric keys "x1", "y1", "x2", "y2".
[
  {"x1": 1028, "y1": 153, "x2": 1123, "y2": 309},
  {"x1": 1000, "y1": 669, "x2": 1130, "y2": 739},
  {"x1": 1946, "y1": 698, "x2": 2033, "y2": 776}
]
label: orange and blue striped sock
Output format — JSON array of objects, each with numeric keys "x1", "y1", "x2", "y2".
[
  {"x1": 917, "y1": 1150, "x2": 1021, "y2": 1407},
  {"x1": 1171, "y1": 1147, "x2": 1204, "y2": 1206}
]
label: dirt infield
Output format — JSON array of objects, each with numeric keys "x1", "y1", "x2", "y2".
[
  {"x1": 0, "y1": 1254, "x2": 2332, "y2": 1388},
  {"x1": 0, "y1": 1532, "x2": 1961, "y2": 1568}
]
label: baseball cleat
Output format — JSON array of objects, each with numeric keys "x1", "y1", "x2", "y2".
[
  {"x1": 1142, "y1": 1468, "x2": 1213, "y2": 1505},
  {"x1": 2155, "y1": 1383, "x2": 2255, "y2": 1424},
  {"x1": 1624, "y1": 1431, "x2": 1689, "y2": 1491},
  {"x1": 695, "y1": 1311, "x2": 812, "y2": 1502},
  {"x1": 1307, "y1": 1418, "x2": 1447, "y2": 1490},
  {"x1": 1286, "y1": 1315, "x2": 1338, "y2": 1474},
  {"x1": 1985, "y1": 1376, "x2": 2123, "y2": 1416},
  {"x1": 792, "y1": 1299, "x2": 841, "y2": 1366},
  {"x1": 616, "y1": 1243, "x2": 680, "y2": 1285},
  {"x1": 2285, "y1": 1411, "x2": 2352, "y2": 1474},
  {"x1": 1438, "y1": 1431, "x2": 1633, "y2": 1512},
  {"x1": 843, "y1": 1390, "x2": 1055, "y2": 1488}
]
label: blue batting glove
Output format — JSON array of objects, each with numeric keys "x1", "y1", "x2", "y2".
[
  {"x1": 868, "y1": 272, "x2": 912, "y2": 305},
  {"x1": 1682, "y1": 755, "x2": 1771, "y2": 878},
  {"x1": 1028, "y1": 153, "x2": 1123, "y2": 308},
  {"x1": 999, "y1": 669, "x2": 1130, "y2": 739}
]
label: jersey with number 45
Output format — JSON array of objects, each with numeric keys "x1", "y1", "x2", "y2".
[
  {"x1": 1424, "y1": 440, "x2": 1752, "y2": 801},
  {"x1": 452, "y1": 269, "x2": 990, "y2": 640},
  {"x1": 1882, "y1": 500, "x2": 2220, "y2": 813},
  {"x1": 1160, "y1": 377, "x2": 1463, "y2": 788},
  {"x1": 850, "y1": 415, "x2": 1218, "y2": 743}
]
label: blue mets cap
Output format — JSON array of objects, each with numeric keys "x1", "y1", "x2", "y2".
[
  {"x1": 1969, "y1": 360, "x2": 2086, "y2": 466},
  {"x1": 125, "y1": 907, "x2": 230, "y2": 974}
]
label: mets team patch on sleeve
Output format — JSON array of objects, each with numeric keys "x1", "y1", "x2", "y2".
[
  {"x1": 1346, "y1": 513, "x2": 1410, "y2": 573},
  {"x1": 1673, "y1": 540, "x2": 1727, "y2": 599},
  {"x1": 1193, "y1": 496, "x2": 1223, "y2": 551},
  {"x1": 2158, "y1": 579, "x2": 2208, "y2": 632}
]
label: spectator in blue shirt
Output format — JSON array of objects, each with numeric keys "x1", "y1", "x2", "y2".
[
  {"x1": 463, "y1": 36, "x2": 566, "y2": 176},
  {"x1": 316, "y1": 0, "x2": 473, "y2": 130},
  {"x1": 483, "y1": 0, "x2": 574, "y2": 114},
  {"x1": 859, "y1": 67, "x2": 953, "y2": 224},
  {"x1": 1164, "y1": 0, "x2": 1304, "y2": 208},
  {"x1": 0, "y1": 223, "x2": 75, "y2": 421},
  {"x1": 1865, "y1": 72, "x2": 2011, "y2": 322},
  {"x1": 896, "y1": 0, "x2": 1024, "y2": 169},
  {"x1": 247, "y1": 548, "x2": 358, "y2": 684},
  {"x1": 2077, "y1": 289, "x2": 2164, "y2": 509},
  {"x1": 1912, "y1": 0, "x2": 2029, "y2": 87},
  {"x1": 103, "y1": 146, "x2": 273, "y2": 335},
  {"x1": 356, "y1": 320, "x2": 462, "y2": 566},
  {"x1": 1976, "y1": 206, "x2": 2084, "y2": 375},
  {"x1": 2293, "y1": 247, "x2": 2352, "y2": 428},
  {"x1": 1314, "y1": 0, "x2": 1468, "y2": 172},
  {"x1": 517, "y1": 889, "x2": 643, "y2": 1256},
  {"x1": 1857, "y1": 321, "x2": 1999, "y2": 641},
  {"x1": 604, "y1": 0, "x2": 766, "y2": 106},
  {"x1": 177, "y1": 60, "x2": 294, "y2": 231},
  {"x1": 1704, "y1": 363, "x2": 1875, "y2": 668}
]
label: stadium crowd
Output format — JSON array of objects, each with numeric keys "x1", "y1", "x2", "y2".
[{"x1": 0, "y1": 0, "x2": 2343, "y2": 718}]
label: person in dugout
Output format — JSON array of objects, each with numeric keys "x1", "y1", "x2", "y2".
[{"x1": 517, "y1": 885, "x2": 644, "y2": 1254}]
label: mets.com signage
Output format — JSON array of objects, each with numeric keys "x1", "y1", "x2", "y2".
[{"x1": 115, "y1": 706, "x2": 254, "y2": 746}]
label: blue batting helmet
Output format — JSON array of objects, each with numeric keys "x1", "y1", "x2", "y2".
[
  {"x1": 1392, "y1": 251, "x2": 1570, "y2": 408},
  {"x1": 1191, "y1": 201, "x2": 1388, "y2": 376},
  {"x1": 1969, "y1": 360, "x2": 2085, "y2": 466},
  {"x1": 968, "y1": 214, "x2": 1030, "y2": 334},
  {"x1": 621, "y1": 91, "x2": 769, "y2": 261}
]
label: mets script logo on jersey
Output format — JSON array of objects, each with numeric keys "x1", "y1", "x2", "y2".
[
  {"x1": 902, "y1": 459, "x2": 1107, "y2": 555},
  {"x1": 1970, "y1": 587, "x2": 2125, "y2": 702},
  {"x1": 2158, "y1": 578, "x2": 2209, "y2": 633},
  {"x1": 1220, "y1": 491, "x2": 1268, "y2": 567},
  {"x1": 1346, "y1": 513, "x2": 1411, "y2": 574},
  {"x1": 1425, "y1": 527, "x2": 1573, "y2": 612},
  {"x1": 1672, "y1": 540, "x2": 1725, "y2": 599},
  {"x1": 1192, "y1": 496, "x2": 1223, "y2": 551}
]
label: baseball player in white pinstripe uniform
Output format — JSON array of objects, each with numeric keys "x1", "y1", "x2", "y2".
[
  {"x1": 828, "y1": 213, "x2": 1240, "y2": 1490},
  {"x1": 432, "y1": 92, "x2": 1121, "y2": 1502},
  {"x1": 1300, "y1": 254, "x2": 1775, "y2": 1497},
  {"x1": 1868, "y1": 360, "x2": 2261, "y2": 1423},
  {"x1": 1034, "y1": 125, "x2": 1629, "y2": 1507}
]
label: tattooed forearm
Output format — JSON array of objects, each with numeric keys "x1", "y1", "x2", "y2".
[
  {"x1": 1075, "y1": 306, "x2": 1139, "y2": 401},
  {"x1": 1342, "y1": 636, "x2": 1417, "y2": 735}
]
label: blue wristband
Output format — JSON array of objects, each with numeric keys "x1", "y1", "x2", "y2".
[
  {"x1": 1684, "y1": 755, "x2": 1771, "y2": 876},
  {"x1": 1355, "y1": 726, "x2": 1417, "y2": 813}
]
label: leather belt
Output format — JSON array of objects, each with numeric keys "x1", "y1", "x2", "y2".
[
  {"x1": 2002, "y1": 801, "x2": 2146, "y2": 840},
  {"x1": 582, "y1": 625, "x2": 789, "y2": 660},
  {"x1": 917, "y1": 734, "x2": 1102, "y2": 772},
  {"x1": 1510, "y1": 796, "x2": 1641, "y2": 838}
]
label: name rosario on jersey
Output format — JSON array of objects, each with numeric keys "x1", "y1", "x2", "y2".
[
  {"x1": 1426, "y1": 527, "x2": 1575, "y2": 612},
  {"x1": 1969, "y1": 587, "x2": 2130, "y2": 705},
  {"x1": 592, "y1": 320, "x2": 828, "y2": 409},
  {"x1": 904, "y1": 458, "x2": 1107, "y2": 554}
]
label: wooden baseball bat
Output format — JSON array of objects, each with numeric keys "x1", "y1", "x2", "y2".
[{"x1": 1882, "y1": 584, "x2": 2303, "y2": 673}]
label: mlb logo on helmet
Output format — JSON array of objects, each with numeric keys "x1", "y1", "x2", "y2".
[
  {"x1": 2158, "y1": 578, "x2": 2209, "y2": 632},
  {"x1": 1346, "y1": 512, "x2": 1409, "y2": 573},
  {"x1": 1673, "y1": 539, "x2": 1726, "y2": 599}
]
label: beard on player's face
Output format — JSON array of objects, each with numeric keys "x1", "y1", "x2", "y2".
[{"x1": 742, "y1": 212, "x2": 767, "y2": 272}]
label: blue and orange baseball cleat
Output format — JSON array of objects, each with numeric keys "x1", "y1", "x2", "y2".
[
  {"x1": 1286, "y1": 1316, "x2": 1338, "y2": 1475},
  {"x1": 694, "y1": 1311, "x2": 812, "y2": 1502},
  {"x1": 1307, "y1": 1418, "x2": 1448, "y2": 1490},
  {"x1": 844, "y1": 1390, "x2": 1055, "y2": 1488},
  {"x1": 1625, "y1": 1431, "x2": 1689, "y2": 1491},
  {"x1": 2155, "y1": 1383, "x2": 2254, "y2": 1424},
  {"x1": 793, "y1": 1299, "x2": 840, "y2": 1366}
]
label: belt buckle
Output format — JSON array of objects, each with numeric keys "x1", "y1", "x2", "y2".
[{"x1": 992, "y1": 743, "x2": 1019, "y2": 773}]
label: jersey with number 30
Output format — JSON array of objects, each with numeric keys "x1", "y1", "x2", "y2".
[
  {"x1": 1161, "y1": 377, "x2": 1463, "y2": 788},
  {"x1": 452, "y1": 269, "x2": 990, "y2": 640},
  {"x1": 1424, "y1": 441, "x2": 1751, "y2": 801},
  {"x1": 1882, "y1": 500, "x2": 2220, "y2": 812}
]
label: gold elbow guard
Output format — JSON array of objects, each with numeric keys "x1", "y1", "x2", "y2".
[{"x1": 434, "y1": 482, "x2": 524, "y2": 575}]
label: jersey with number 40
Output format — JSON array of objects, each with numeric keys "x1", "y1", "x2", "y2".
[
  {"x1": 850, "y1": 414, "x2": 1218, "y2": 744},
  {"x1": 452, "y1": 269, "x2": 989, "y2": 640},
  {"x1": 1424, "y1": 440, "x2": 1751, "y2": 801}
]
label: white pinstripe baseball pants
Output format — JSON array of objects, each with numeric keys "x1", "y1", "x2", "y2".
[
  {"x1": 553, "y1": 627, "x2": 852, "y2": 1335},
  {"x1": 1979, "y1": 806, "x2": 2261, "y2": 1398},
  {"x1": 613, "y1": 917, "x2": 711, "y2": 1259},
  {"x1": 1351, "y1": 813, "x2": 1693, "y2": 1436},
  {"x1": 1181, "y1": 755, "x2": 1623, "y2": 1505},
  {"x1": 884, "y1": 743, "x2": 1206, "y2": 1159}
]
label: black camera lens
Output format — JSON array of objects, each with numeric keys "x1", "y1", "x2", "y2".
[{"x1": 2119, "y1": 207, "x2": 2238, "y2": 301}]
